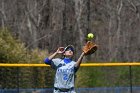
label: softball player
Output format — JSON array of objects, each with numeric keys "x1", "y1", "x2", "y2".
[{"x1": 44, "y1": 45, "x2": 85, "y2": 93}]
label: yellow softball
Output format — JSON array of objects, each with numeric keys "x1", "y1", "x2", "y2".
[{"x1": 87, "y1": 33, "x2": 94, "y2": 39}]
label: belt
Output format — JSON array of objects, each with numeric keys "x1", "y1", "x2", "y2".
[{"x1": 54, "y1": 87, "x2": 74, "y2": 92}]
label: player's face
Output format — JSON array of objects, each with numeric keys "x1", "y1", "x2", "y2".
[{"x1": 63, "y1": 50, "x2": 74, "y2": 58}]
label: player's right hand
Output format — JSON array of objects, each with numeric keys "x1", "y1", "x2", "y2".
[{"x1": 56, "y1": 47, "x2": 64, "y2": 54}]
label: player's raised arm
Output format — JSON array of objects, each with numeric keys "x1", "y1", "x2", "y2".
[
  {"x1": 75, "y1": 52, "x2": 85, "y2": 68},
  {"x1": 44, "y1": 47, "x2": 64, "y2": 65},
  {"x1": 75, "y1": 40, "x2": 98, "y2": 68}
]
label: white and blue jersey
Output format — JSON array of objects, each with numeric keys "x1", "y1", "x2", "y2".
[{"x1": 44, "y1": 58, "x2": 78, "y2": 89}]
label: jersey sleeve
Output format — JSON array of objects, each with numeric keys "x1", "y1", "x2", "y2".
[
  {"x1": 44, "y1": 58, "x2": 52, "y2": 65},
  {"x1": 51, "y1": 58, "x2": 62, "y2": 69}
]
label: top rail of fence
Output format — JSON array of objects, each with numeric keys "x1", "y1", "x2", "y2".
[{"x1": 0, "y1": 62, "x2": 140, "y2": 67}]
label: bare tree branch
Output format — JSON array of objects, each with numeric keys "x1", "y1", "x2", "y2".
[{"x1": 127, "y1": 0, "x2": 137, "y2": 12}]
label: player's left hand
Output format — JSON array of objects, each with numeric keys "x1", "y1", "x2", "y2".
[{"x1": 82, "y1": 41, "x2": 98, "y2": 55}]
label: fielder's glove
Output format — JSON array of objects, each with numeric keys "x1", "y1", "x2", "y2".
[{"x1": 82, "y1": 41, "x2": 98, "y2": 55}]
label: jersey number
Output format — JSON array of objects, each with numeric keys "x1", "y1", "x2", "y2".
[
  {"x1": 63, "y1": 74, "x2": 68, "y2": 80},
  {"x1": 63, "y1": 74, "x2": 73, "y2": 80}
]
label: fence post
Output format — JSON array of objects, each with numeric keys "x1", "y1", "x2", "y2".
[
  {"x1": 17, "y1": 67, "x2": 19, "y2": 93},
  {"x1": 129, "y1": 66, "x2": 132, "y2": 93}
]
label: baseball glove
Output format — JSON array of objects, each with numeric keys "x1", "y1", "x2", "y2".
[{"x1": 82, "y1": 41, "x2": 98, "y2": 55}]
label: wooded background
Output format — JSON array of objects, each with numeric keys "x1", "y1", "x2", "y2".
[
  {"x1": 0, "y1": 0, "x2": 140, "y2": 61},
  {"x1": 0, "y1": 0, "x2": 140, "y2": 90}
]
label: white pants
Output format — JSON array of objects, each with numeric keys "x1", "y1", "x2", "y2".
[{"x1": 53, "y1": 89, "x2": 76, "y2": 93}]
